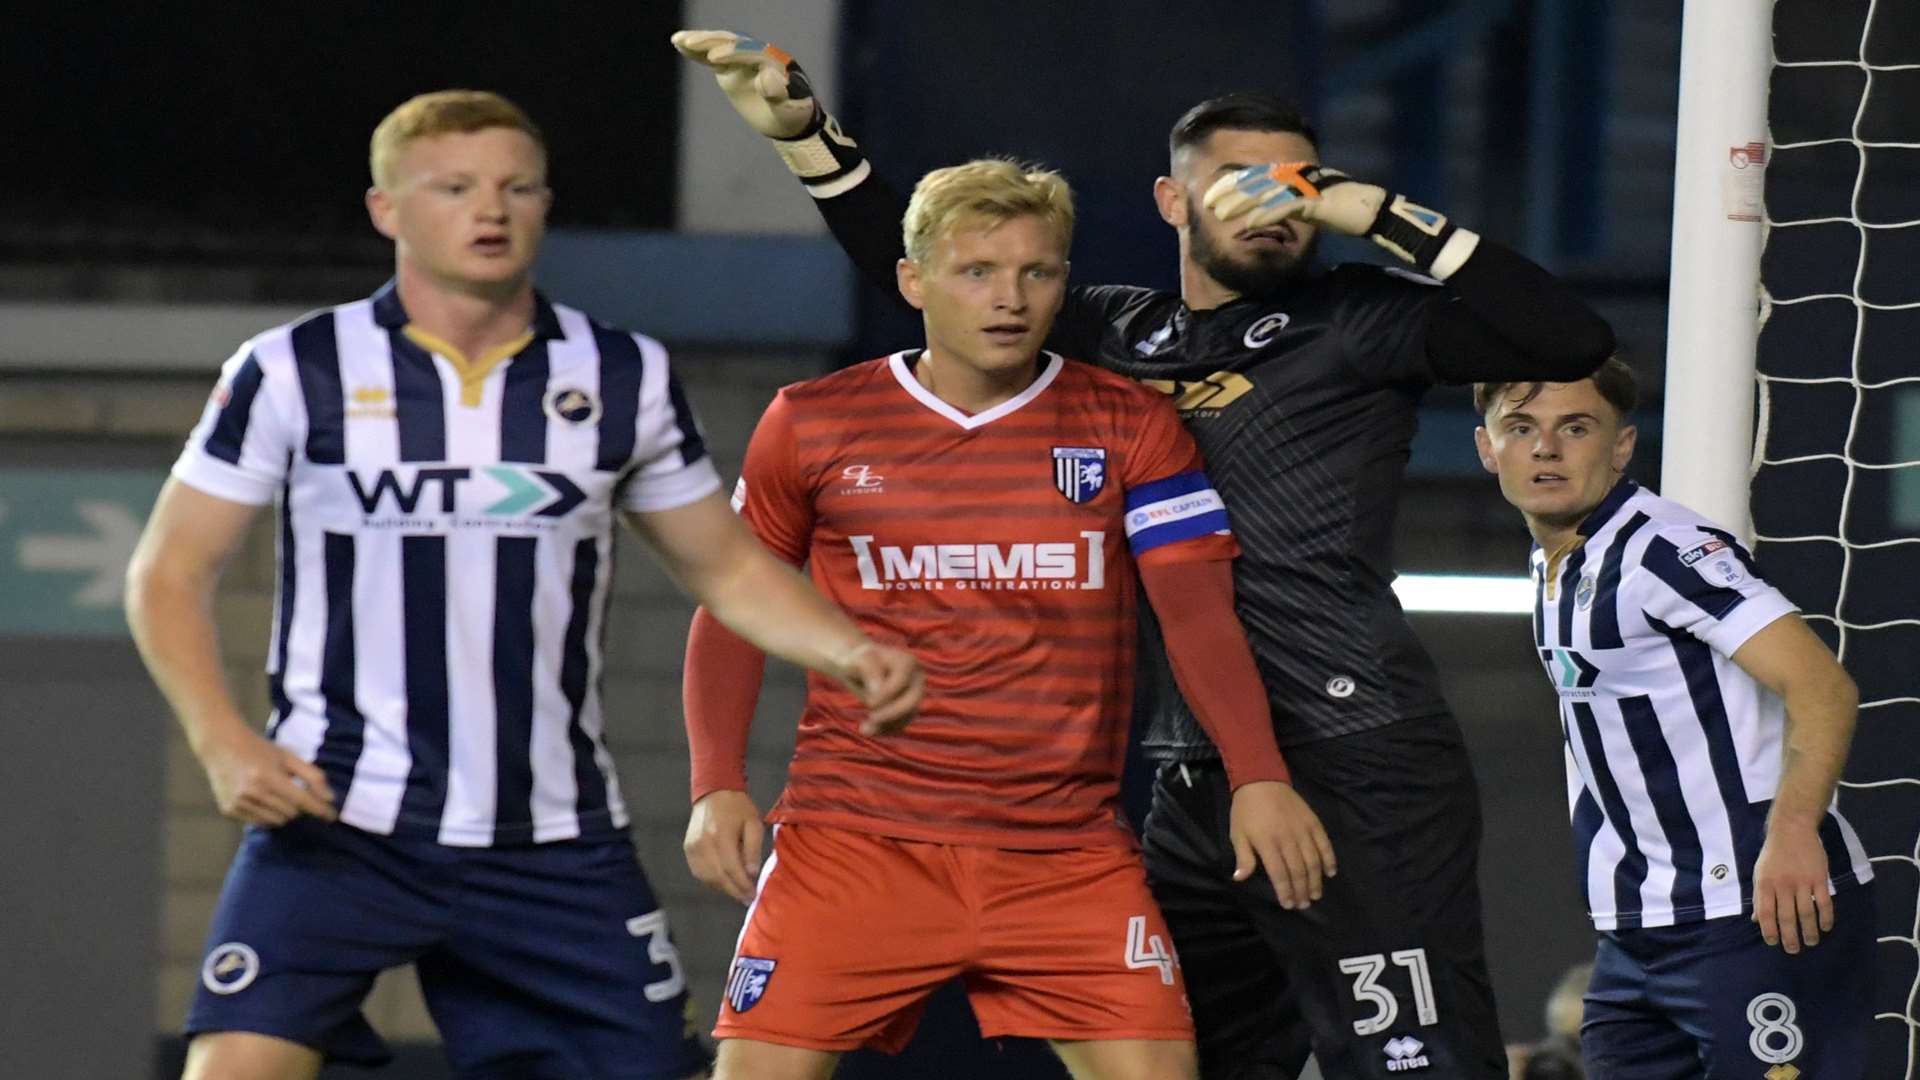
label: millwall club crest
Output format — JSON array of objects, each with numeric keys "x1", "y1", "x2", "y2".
[
  {"x1": 1053, "y1": 447, "x2": 1107, "y2": 504},
  {"x1": 726, "y1": 956, "x2": 777, "y2": 1013}
]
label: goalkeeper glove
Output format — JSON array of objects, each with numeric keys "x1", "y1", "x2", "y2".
[
  {"x1": 1203, "y1": 163, "x2": 1480, "y2": 279},
  {"x1": 670, "y1": 29, "x2": 869, "y2": 198}
]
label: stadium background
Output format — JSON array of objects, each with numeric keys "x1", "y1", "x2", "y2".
[{"x1": 0, "y1": 2, "x2": 1905, "y2": 1077}]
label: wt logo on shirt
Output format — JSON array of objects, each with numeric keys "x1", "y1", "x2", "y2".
[
  {"x1": 346, "y1": 466, "x2": 585, "y2": 519},
  {"x1": 1540, "y1": 646, "x2": 1601, "y2": 695}
]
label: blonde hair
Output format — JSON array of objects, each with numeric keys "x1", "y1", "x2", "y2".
[
  {"x1": 369, "y1": 90, "x2": 546, "y2": 189},
  {"x1": 901, "y1": 159, "x2": 1074, "y2": 266}
]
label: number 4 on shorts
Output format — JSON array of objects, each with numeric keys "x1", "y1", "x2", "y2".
[{"x1": 1124, "y1": 915, "x2": 1177, "y2": 985}]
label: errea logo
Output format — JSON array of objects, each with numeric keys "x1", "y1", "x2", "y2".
[{"x1": 1384, "y1": 1035, "x2": 1430, "y2": 1072}]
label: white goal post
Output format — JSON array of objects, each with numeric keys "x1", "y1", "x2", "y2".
[{"x1": 1660, "y1": 0, "x2": 1775, "y2": 539}]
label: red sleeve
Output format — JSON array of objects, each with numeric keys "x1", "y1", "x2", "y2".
[
  {"x1": 684, "y1": 609, "x2": 767, "y2": 802},
  {"x1": 1139, "y1": 558, "x2": 1290, "y2": 788},
  {"x1": 732, "y1": 390, "x2": 815, "y2": 565},
  {"x1": 1121, "y1": 390, "x2": 1239, "y2": 567},
  {"x1": 1120, "y1": 387, "x2": 1204, "y2": 489},
  {"x1": 683, "y1": 394, "x2": 814, "y2": 803}
]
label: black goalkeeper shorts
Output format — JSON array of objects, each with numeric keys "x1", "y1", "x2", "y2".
[{"x1": 1141, "y1": 713, "x2": 1507, "y2": 1080}]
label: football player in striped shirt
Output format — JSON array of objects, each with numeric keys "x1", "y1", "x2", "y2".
[
  {"x1": 125, "y1": 90, "x2": 920, "y2": 1080},
  {"x1": 680, "y1": 159, "x2": 1331, "y2": 1080},
  {"x1": 1473, "y1": 358, "x2": 1874, "y2": 1078}
]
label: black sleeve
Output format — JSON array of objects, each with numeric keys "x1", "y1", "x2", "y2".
[
  {"x1": 811, "y1": 159, "x2": 1125, "y2": 363},
  {"x1": 1422, "y1": 238, "x2": 1616, "y2": 384},
  {"x1": 815, "y1": 171, "x2": 910, "y2": 296}
]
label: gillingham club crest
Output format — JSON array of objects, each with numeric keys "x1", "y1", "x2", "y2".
[
  {"x1": 1052, "y1": 447, "x2": 1107, "y2": 504},
  {"x1": 726, "y1": 956, "x2": 777, "y2": 1013}
]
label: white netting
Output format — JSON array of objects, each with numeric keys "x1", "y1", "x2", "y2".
[{"x1": 1755, "y1": 0, "x2": 1920, "y2": 1074}]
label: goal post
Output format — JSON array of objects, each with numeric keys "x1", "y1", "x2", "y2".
[{"x1": 1660, "y1": 0, "x2": 1774, "y2": 539}]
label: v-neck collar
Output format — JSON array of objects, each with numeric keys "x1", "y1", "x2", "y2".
[{"x1": 888, "y1": 350, "x2": 1064, "y2": 430}]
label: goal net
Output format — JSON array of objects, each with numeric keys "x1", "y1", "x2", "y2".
[{"x1": 1754, "y1": 1, "x2": 1920, "y2": 1073}]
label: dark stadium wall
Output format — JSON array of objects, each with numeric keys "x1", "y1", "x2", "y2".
[
  {"x1": 2, "y1": 3, "x2": 684, "y2": 261},
  {"x1": 0, "y1": 519, "x2": 168, "y2": 1077}
]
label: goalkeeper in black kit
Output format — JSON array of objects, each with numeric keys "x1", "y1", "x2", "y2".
[{"x1": 675, "y1": 30, "x2": 1615, "y2": 1080}]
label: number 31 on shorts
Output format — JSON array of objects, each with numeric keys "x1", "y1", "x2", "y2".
[{"x1": 1338, "y1": 948, "x2": 1439, "y2": 1036}]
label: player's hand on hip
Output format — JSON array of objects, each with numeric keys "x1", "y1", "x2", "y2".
[
  {"x1": 1751, "y1": 822, "x2": 1835, "y2": 953},
  {"x1": 1229, "y1": 780, "x2": 1337, "y2": 910},
  {"x1": 685, "y1": 789, "x2": 767, "y2": 903},
  {"x1": 1204, "y1": 163, "x2": 1384, "y2": 237},
  {"x1": 669, "y1": 29, "x2": 820, "y2": 138},
  {"x1": 834, "y1": 641, "x2": 926, "y2": 736},
  {"x1": 197, "y1": 727, "x2": 337, "y2": 827}
]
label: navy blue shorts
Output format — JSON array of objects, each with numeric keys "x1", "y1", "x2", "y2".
[
  {"x1": 1581, "y1": 882, "x2": 1874, "y2": 1080},
  {"x1": 187, "y1": 818, "x2": 707, "y2": 1079}
]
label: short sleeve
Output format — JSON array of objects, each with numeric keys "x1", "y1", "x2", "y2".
[
  {"x1": 616, "y1": 335, "x2": 723, "y2": 513},
  {"x1": 730, "y1": 392, "x2": 816, "y2": 566},
  {"x1": 1632, "y1": 526, "x2": 1799, "y2": 657},
  {"x1": 1118, "y1": 391, "x2": 1237, "y2": 566},
  {"x1": 170, "y1": 342, "x2": 295, "y2": 505},
  {"x1": 1334, "y1": 265, "x2": 1448, "y2": 386}
]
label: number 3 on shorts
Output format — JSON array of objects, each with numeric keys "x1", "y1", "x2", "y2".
[
  {"x1": 1338, "y1": 948, "x2": 1440, "y2": 1036},
  {"x1": 625, "y1": 910, "x2": 689, "y2": 1003},
  {"x1": 1124, "y1": 914, "x2": 1177, "y2": 985}
]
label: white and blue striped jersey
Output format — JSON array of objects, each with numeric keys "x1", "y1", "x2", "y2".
[
  {"x1": 173, "y1": 282, "x2": 721, "y2": 847},
  {"x1": 1530, "y1": 480, "x2": 1872, "y2": 930}
]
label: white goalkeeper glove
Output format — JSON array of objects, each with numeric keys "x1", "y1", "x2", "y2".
[
  {"x1": 670, "y1": 29, "x2": 869, "y2": 197},
  {"x1": 1204, "y1": 163, "x2": 1480, "y2": 279}
]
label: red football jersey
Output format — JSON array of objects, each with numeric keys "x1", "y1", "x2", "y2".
[{"x1": 734, "y1": 351, "x2": 1237, "y2": 848}]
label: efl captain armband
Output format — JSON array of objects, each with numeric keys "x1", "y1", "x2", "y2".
[
  {"x1": 773, "y1": 108, "x2": 871, "y2": 198},
  {"x1": 1364, "y1": 193, "x2": 1480, "y2": 280}
]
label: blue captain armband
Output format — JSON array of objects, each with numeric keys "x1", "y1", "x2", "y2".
[{"x1": 1123, "y1": 472, "x2": 1231, "y2": 555}]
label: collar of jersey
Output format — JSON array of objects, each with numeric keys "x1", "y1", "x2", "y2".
[
  {"x1": 370, "y1": 279, "x2": 565, "y2": 407},
  {"x1": 369, "y1": 279, "x2": 566, "y2": 340},
  {"x1": 888, "y1": 349, "x2": 1064, "y2": 430}
]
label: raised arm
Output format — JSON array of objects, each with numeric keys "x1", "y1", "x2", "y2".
[
  {"x1": 1207, "y1": 163, "x2": 1616, "y2": 382},
  {"x1": 670, "y1": 29, "x2": 1120, "y2": 360},
  {"x1": 671, "y1": 29, "x2": 902, "y2": 292}
]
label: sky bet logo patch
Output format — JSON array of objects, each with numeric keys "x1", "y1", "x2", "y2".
[{"x1": 1678, "y1": 538, "x2": 1727, "y2": 566}]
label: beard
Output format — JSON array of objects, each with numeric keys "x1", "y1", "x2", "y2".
[{"x1": 1187, "y1": 193, "x2": 1317, "y2": 298}]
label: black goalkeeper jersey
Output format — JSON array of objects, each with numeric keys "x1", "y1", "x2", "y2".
[
  {"x1": 814, "y1": 172, "x2": 1613, "y2": 756},
  {"x1": 1051, "y1": 271, "x2": 1452, "y2": 751}
]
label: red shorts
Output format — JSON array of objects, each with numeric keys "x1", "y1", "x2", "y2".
[{"x1": 714, "y1": 823, "x2": 1193, "y2": 1053}]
